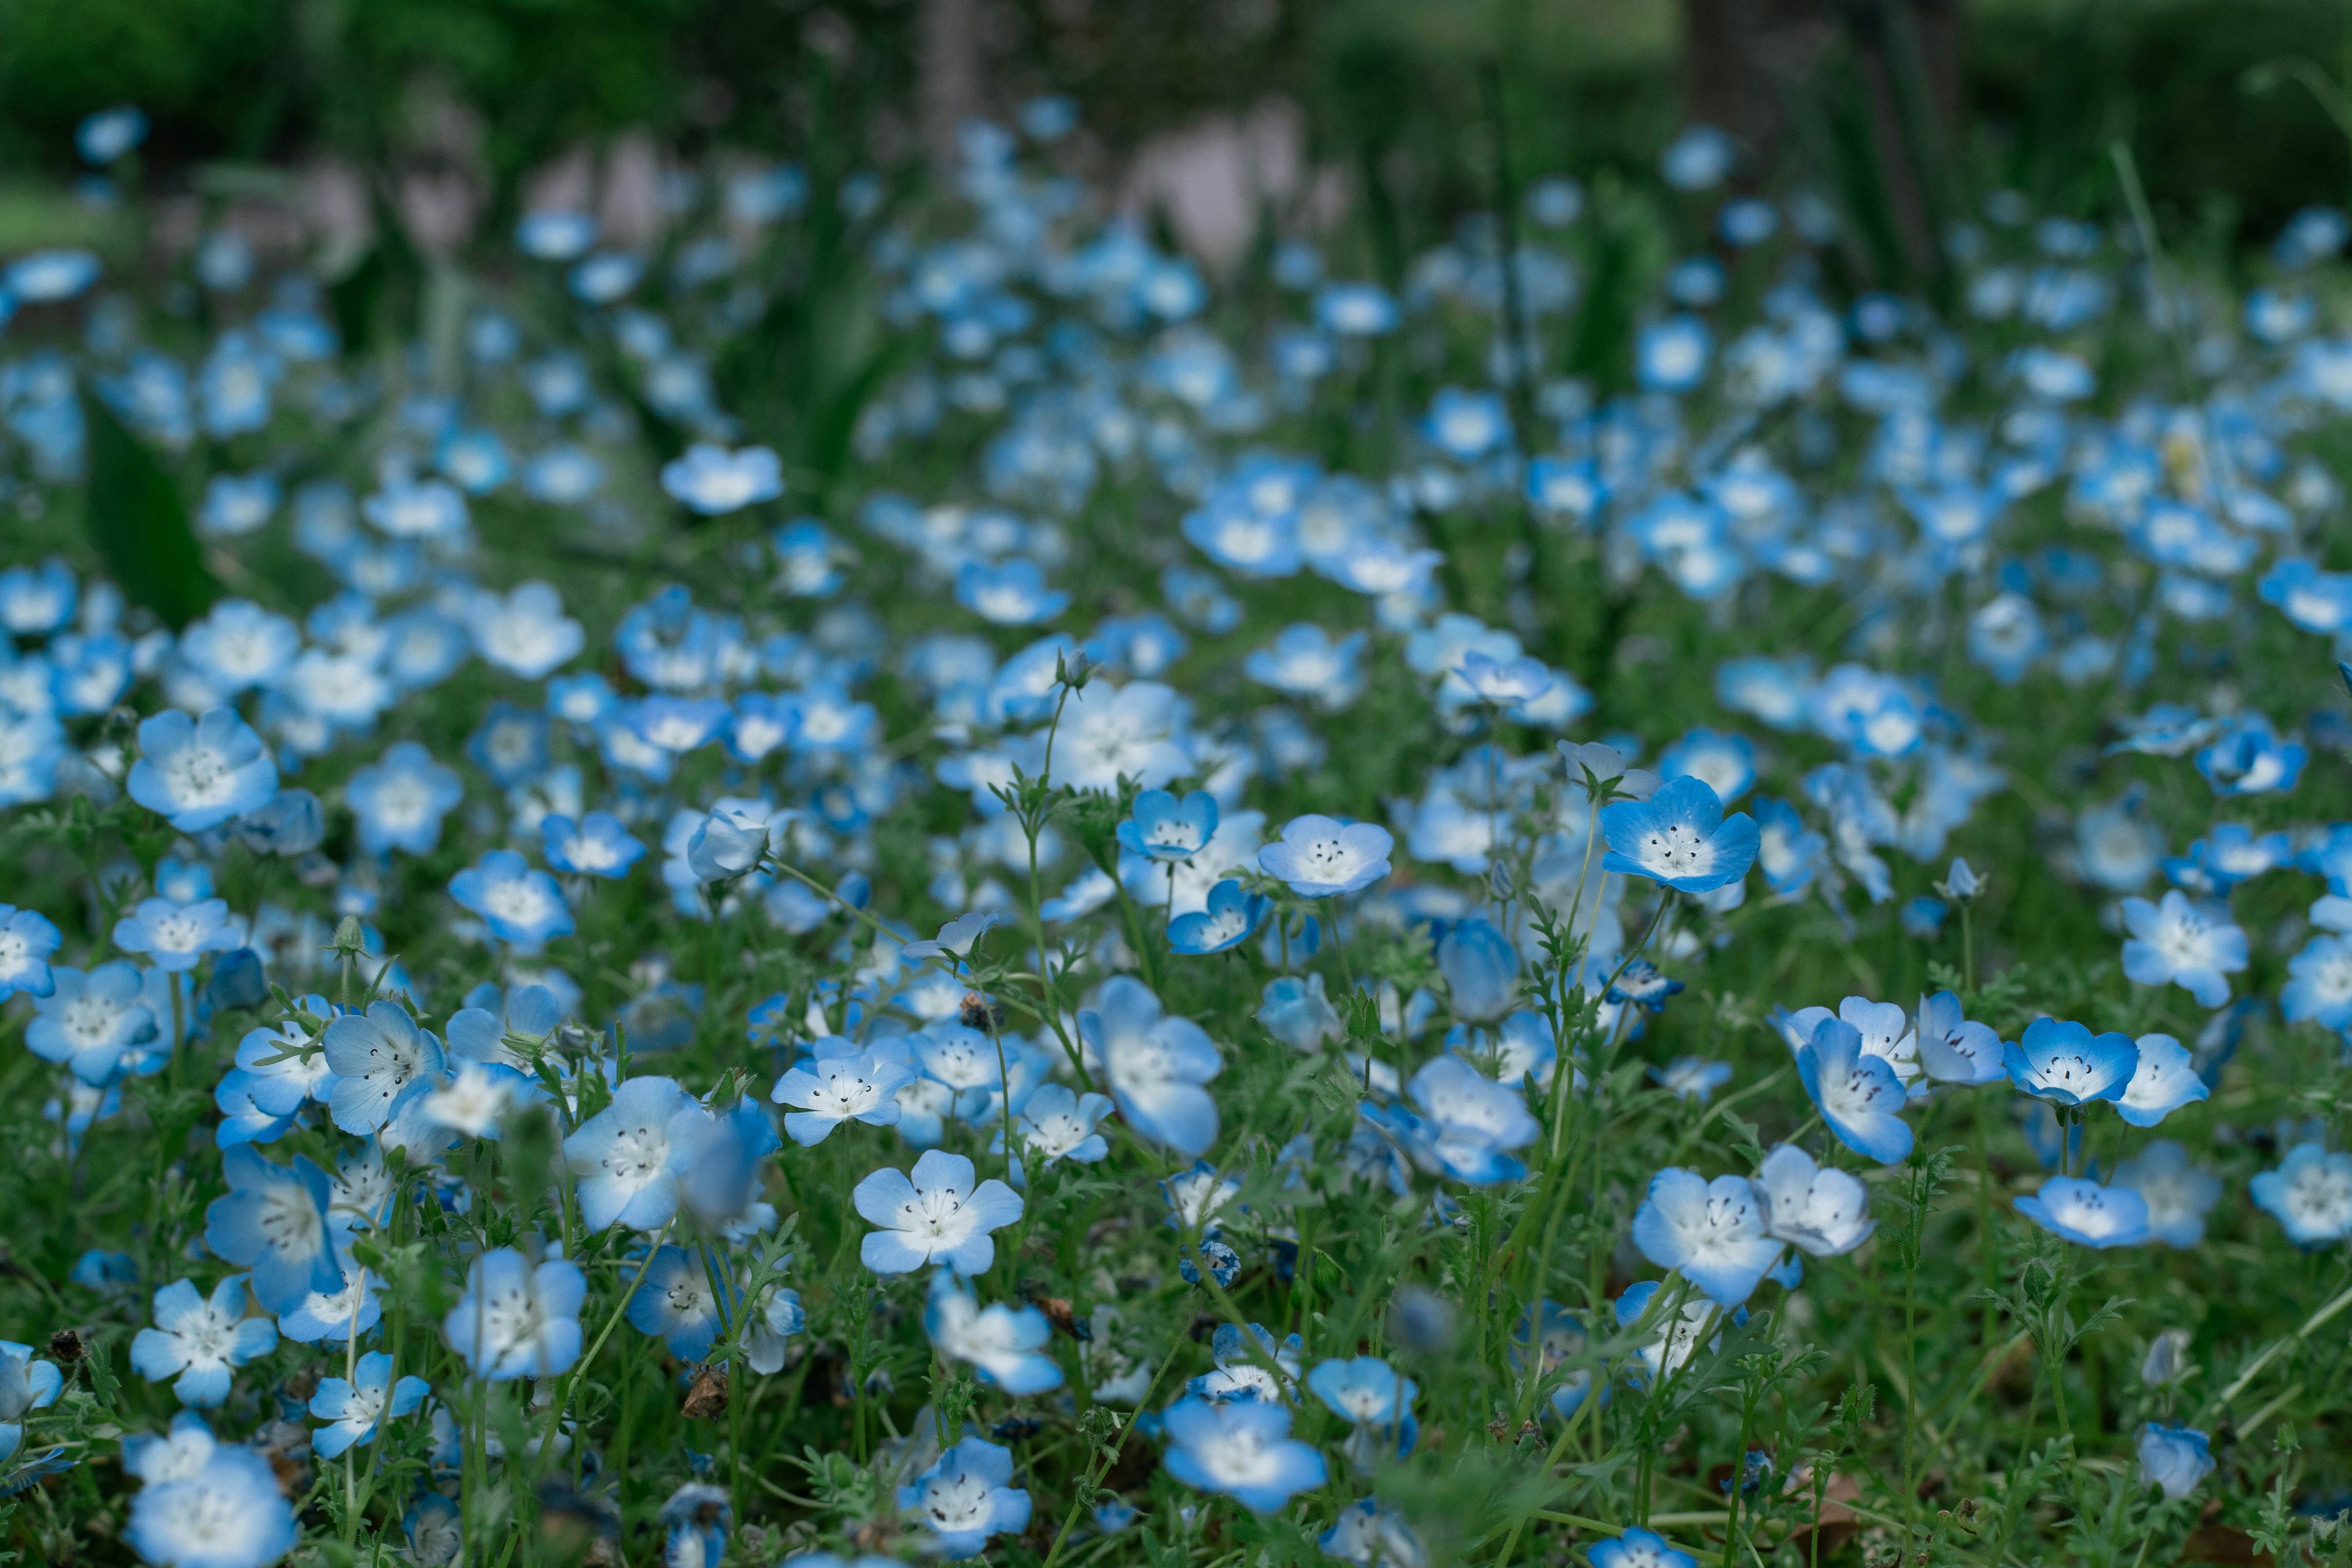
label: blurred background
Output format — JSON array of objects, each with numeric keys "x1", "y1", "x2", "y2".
[{"x1": 1, "y1": 0, "x2": 2348, "y2": 329}]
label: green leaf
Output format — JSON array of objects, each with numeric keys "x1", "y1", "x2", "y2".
[{"x1": 78, "y1": 392, "x2": 217, "y2": 629}]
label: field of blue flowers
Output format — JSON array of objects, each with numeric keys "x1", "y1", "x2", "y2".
[{"x1": 1, "y1": 88, "x2": 2351, "y2": 1568}]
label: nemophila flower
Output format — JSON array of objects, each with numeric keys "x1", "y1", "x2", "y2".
[
  {"x1": 2193, "y1": 715, "x2": 2305, "y2": 797},
  {"x1": 278, "y1": 1256, "x2": 384, "y2": 1345},
  {"x1": 2136, "y1": 1423, "x2": 2215, "y2": 1500},
  {"x1": 1600, "y1": 775, "x2": 1758, "y2": 894},
  {"x1": 1632, "y1": 1167, "x2": 1785, "y2": 1306},
  {"x1": 898, "y1": 1435, "x2": 1030, "y2": 1556},
  {"x1": 1453, "y1": 647, "x2": 1555, "y2": 707},
  {"x1": 127, "y1": 708, "x2": 278, "y2": 833},
  {"x1": 2112, "y1": 1140, "x2": 2224, "y2": 1248},
  {"x1": 1437, "y1": 917, "x2": 1520, "y2": 1022},
  {"x1": 309, "y1": 1352, "x2": 427, "y2": 1458},
  {"x1": 1245, "y1": 623, "x2": 1368, "y2": 710},
  {"x1": 1259, "y1": 814, "x2": 1393, "y2": 898},
  {"x1": 1593, "y1": 1528, "x2": 1700, "y2": 1568},
  {"x1": 655, "y1": 1482, "x2": 733, "y2": 1568},
  {"x1": 320, "y1": 1001, "x2": 445, "y2": 1134},
  {"x1": 125, "y1": 1441, "x2": 297, "y2": 1568},
  {"x1": 1189, "y1": 1322, "x2": 1301, "y2": 1404},
  {"x1": 625, "y1": 1245, "x2": 731, "y2": 1362},
  {"x1": 130, "y1": 1278, "x2": 277, "y2": 1408},
  {"x1": 111, "y1": 897, "x2": 239, "y2": 974},
  {"x1": 2280, "y1": 935, "x2": 2352, "y2": 1027},
  {"x1": 1915, "y1": 990, "x2": 2005, "y2": 1085},
  {"x1": 2016, "y1": 1177, "x2": 2151, "y2": 1248},
  {"x1": 0, "y1": 905, "x2": 61, "y2": 1000},
  {"x1": 1796, "y1": 1018, "x2": 1913, "y2": 1165},
  {"x1": 688, "y1": 799, "x2": 792, "y2": 884},
  {"x1": 926, "y1": 1272, "x2": 1063, "y2": 1393},
  {"x1": 956, "y1": 558, "x2": 1069, "y2": 625},
  {"x1": 661, "y1": 443, "x2": 783, "y2": 515},
  {"x1": 1372, "y1": 1056, "x2": 1540, "y2": 1185},
  {"x1": 1322, "y1": 1499, "x2": 1425, "y2": 1567},
  {"x1": 442, "y1": 1248, "x2": 587, "y2": 1381},
  {"x1": 1638, "y1": 316, "x2": 1713, "y2": 393},
  {"x1": 565, "y1": 1076, "x2": 708, "y2": 1231},
  {"x1": 1118, "y1": 788, "x2": 1218, "y2": 862},
  {"x1": 771, "y1": 1050, "x2": 914, "y2": 1146},
  {"x1": 344, "y1": 742, "x2": 465, "y2": 856},
  {"x1": 469, "y1": 581, "x2": 583, "y2": 678},
  {"x1": 1000, "y1": 1084, "x2": 1115, "y2": 1168},
  {"x1": 1162, "y1": 1395, "x2": 1326, "y2": 1513},
  {"x1": 448, "y1": 851, "x2": 574, "y2": 946},
  {"x1": 28, "y1": 962, "x2": 158, "y2": 1085},
  {"x1": 855, "y1": 1150, "x2": 1022, "y2": 1276},
  {"x1": 1169, "y1": 878, "x2": 1268, "y2": 954},
  {"x1": 2114, "y1": 1034, "x2": 2210, "y2": 1128},
  {"x1": 1609, "y1": 960, "x2": 1684, "y2": 1014},
  {"x1": 541, "y1": 811, "x2": 645, "y2": 878},
  {"x1": 2003, "y1": 1017, "x2": 2138, "y2": 1108},
  {"x1": 2119, "y1": 891, "x2": 2245, "y2": 1008},
  {"x1": 0, "y1": 1341, "x2": 61, "y2": 1464},
  {"x1": 1751, "y1": 1144, "x2": 1875, "y2": 1256},
  {"x1": 1450, "y1": 1009, "x2": 1558, "y2": 1091},
  {"x1": 2249, "y1": 1143, "x2": 2352, "y2": 1244},
  {"x1": 202, "y1": 1145, "x2": 343, "y2": 1315},
  {"x1": 1650, "y1": 1057, "x2": 1732, "y2": 1102},
  {"x1": 1613, "y1": 1280, "x2": 1721, "y2": 1382},
  {"x1": 1079, "y1": 976, "x2": 1222, "y2": 1156}
]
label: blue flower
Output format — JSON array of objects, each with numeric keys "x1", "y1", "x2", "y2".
[
  {"x1": 1169, "y1": 878, "x2": 1268, "y2": 954},
  {"x1": 2193, "y1": 714, "x2": 2305, "y2": 796},
  {"x1": 1079, "y1": 978, "x2": 1222, "y2": 1156},
  {"x1": 449, "y1": 851, "x2": 575, "y2": 946},
  {"x1": 1257, "y1": 973, "x2": 1343, "y2": 1052},
  {"x1": 2114, "y1": 1033, "x2": 2210, "y2": 1128},
  {"x1": 126, "y1": 1442, "x2": 296, "y2": 1568},
  {"x1": 1796, "y1": 1017, "x2": 1913, "y2": 1165},
  {"x1": 2280, "y1": 935, "x2": 2352, "y2": 1027},
  {"x1": 1592, "y1": 1527, "x2": 1700, "y2": 1568},
  {"x1": 1161, "y1": 1395, "x2": 1326, "y2": 1513},
  {"x1": 309, "y1": 1351, "x2": 428, "y2": 1458},
  {"x1": 1259, "y1": 814, "x2": 1394, "y2": 899},
  {"x1": 26, "y1": 962, "x2": 157, "y2": 1085},
  {"x1": 1118, "y1": 788, "x2": 1219, "y2": 862},
  {"x1": 2015, "y1": 1177, "x2": 2151, "y2": 1248},
  {"x1": 564, "y1": 1076, "x2": 706, "y2": 1231},
  {"x1": 660, "y1": 443, "x2": 783, "y2": 515},
  {"x1": 321, "y1": 1001, "x2": 445, "y2": 1134},
  {"x1": 540, "y1": 811, "x2": 646, "y2": 878},
  {"x1": 1243, "y1": 623, "x2": 1368, "y2": 709},
  {"x1": 203, "y1": 1145, "x2": 344, "y2": 1314},
  {"x1": 110, "y1": 898, "x2": 239, "y2": 974},
  {"x1": 1438, "y1": 917, "x2": 1520, "y2": 1022},
  {"x1": 1000, "y1": 1084, "x2": 1115, "y2": 1168},
  {"x1": 1638, "y1": 316, "x2": 1713, "y2": 392},
  {"x1": 77, "y1": 105, "x2": 148, "y2": 165},
  {"x1": 1915, "y1": 990, "x2": 2006, "y2": 1086},
  {"x1": 899, "y1": 1436, "x2": 1031, "y2": 1555},
  {"x1": 342, "y1": 742, "x2": 465, "y2": 856},
  {"x1": 1425, "y1": 388, "x2": 1512, "y2": 460},
  {"x1": 771, "y1": 1051, "x2": 914, "y2": 1146},
  {"x1": 2112, "y1": 1140, "x2": 2223, "y2": 1248},
  {"x1": 1366, "y1": 1057, "x2": 1541, "y2": 1186},
  {"x1": 0, "y1": 1341, "x2": 61, "y2": 1465},
  {"x1": 855, "y1": 1150, "x2": 1023, "y2": 1275},
  {"x1": 1600, "y1": 776, "x2": 1758, "y2": 893},
  {"x1": 2119, "y1": 891, "x2": 2246, "y2": 1008},
  {"x1": 1631, "y1": 1167, "x2": 1785, "y2": 1306},
  {"x1": 442, "y1": 1248, "x2": 586, "y2": 1381},
  {"x1": 2250, "y1": 1143, "x2": 2352, "y2": 1244},
  {"x1": 130, "y1": 1278, "x2": 276, "y2": 1407},
  {"x1": 1651, "y1": 1057, "x2": 1732, "y2": 1101},
  {"x1": 956, "y1": 558, "x2": 1069, "y2": 625},
  {"x1": 625, "y1": 1245, "x2": 733, "y2": 1362},
  {"x1": 127, "y1": 708, "x2": 278, "y2": 833},
  {"x1": 925, "y1": 1273, "x2": 1063, "y2": 1394},
  {"x1": 2136, "y1": 1423, "x2": 2215, "y2": 1499},
  {"x1": 2003, "y1": 1017, "x2": 2138, "y2": 1108},
  {"x1": 652, "y1": 1483, "x2": 731, "y2": 1568},
  {"x1": 1608, "y1": 959, "x2": 1684, "y2": 1014}
]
